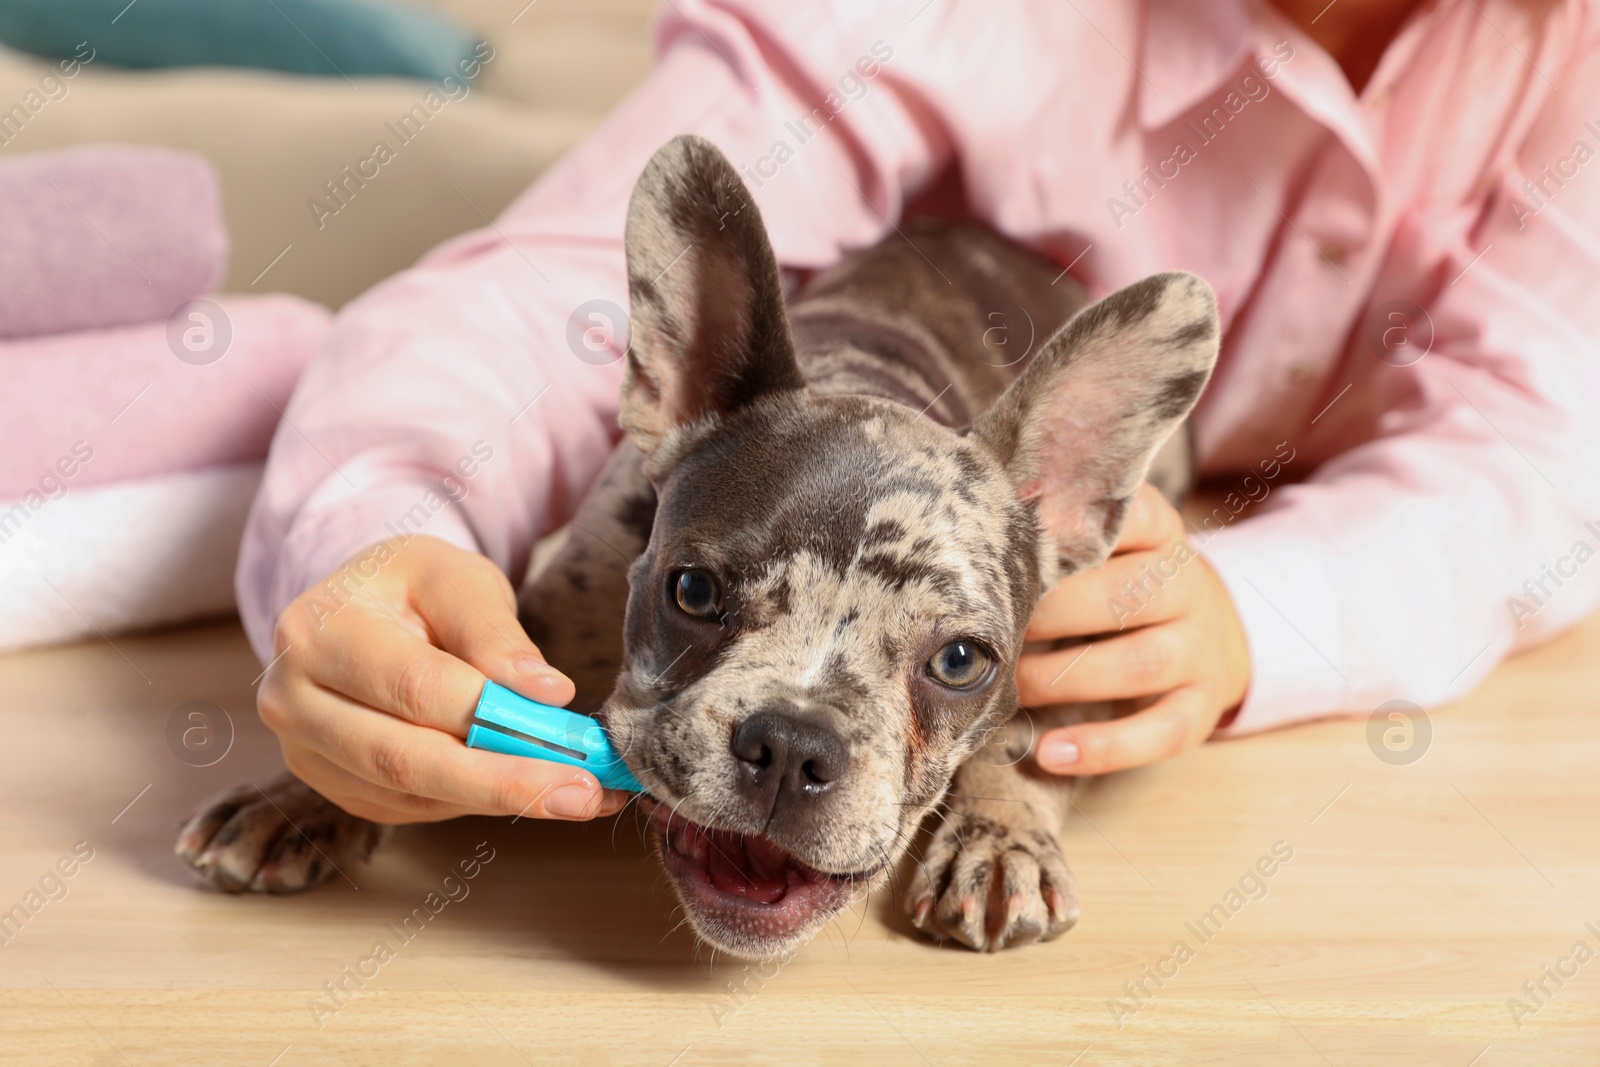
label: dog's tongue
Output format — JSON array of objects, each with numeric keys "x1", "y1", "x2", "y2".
[{"x1": 705, "y1": 830, "x2": 793, "y2": 904}]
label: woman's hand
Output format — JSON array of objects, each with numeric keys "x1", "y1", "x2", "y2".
[
  {"x1": 1018, "y1": 482, "x2": 1252, "y2": 775},
  {"x1": 258, "y1": 534, "x2": 632, "y2": 825}
]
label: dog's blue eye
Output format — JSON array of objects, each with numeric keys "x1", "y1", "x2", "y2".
[
  {"x1": 927, "y1": 640, "x2": 991, "y2": 688},
  {"x1": 673, "y1": 569, "x2": 722, "y2": 619}
]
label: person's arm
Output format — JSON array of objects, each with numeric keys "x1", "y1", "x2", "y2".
[
  {"x1": 236, "y1": 5, "x2": 944, "y2": 821},
  {"x1": 1203, "y1": 72, "x2": 1600, "y2": 734},
  {"x1": 1030, "y1": 33, "x2": 1600, "y2": 769}
]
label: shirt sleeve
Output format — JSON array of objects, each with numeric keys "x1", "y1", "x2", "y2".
[
  {"x1": 235, "y1": 0, "x2": 947, "y2": 662},
  {"x1": 1200, "y1": 35, "x2": 1600, "y2": 734}
]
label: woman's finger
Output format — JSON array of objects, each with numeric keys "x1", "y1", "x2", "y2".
[
  {"x1": 1018, "y1": 620, "x2": 1191, "y2": 705},
  {"x1": 1112, "y1": 482, "x2": 1184, "y2": 553},
  {"x1": 281, "y1": 745, "x2": 479, "y2": 824},
  {"x1": 293, "y1": 606, "x2": 491, "y2": 738},
  {"x1": 1025, "y1": 546, "x2": 1197, "y2": 640},
  {"x1": 1034, "y1": 686, "x2": 1209, "y2": 775},
  {"x1": 409, "y1": 548, "x2": 576, "y2": 708},
  {"x1": 285, "y1": 537, "x2": 574, "y2": 739},
  {"x1": 263, "y1": 679, "x2": 629, "y2": 820}
]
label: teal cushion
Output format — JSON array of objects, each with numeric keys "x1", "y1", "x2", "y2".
[{"x1": 0, "y1": 0, "x2": 484, "y2": 82}]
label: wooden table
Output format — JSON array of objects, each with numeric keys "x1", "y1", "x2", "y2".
[{"x1": 1, "y1": 617, "x2": 1595, "y2": 1065}]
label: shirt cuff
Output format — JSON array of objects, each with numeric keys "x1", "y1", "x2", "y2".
[{"x1": 1195, "y1": 514, "x2": 1353, "y2": 736}]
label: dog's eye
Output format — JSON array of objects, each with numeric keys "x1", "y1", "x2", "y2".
[
  {"x1": 927, "y1": 640, "x2": 992, "y2": 689},
  {"x1": 672, "y1": 569, "x2": 723, "y2": 619}
]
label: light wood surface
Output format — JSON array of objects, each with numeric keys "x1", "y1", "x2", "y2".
[{"x1": 1, "y1": 616, "x2": 1596, "y2": 1066}]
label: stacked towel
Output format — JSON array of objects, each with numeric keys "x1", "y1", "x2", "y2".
[
  {"x1": 0, "y1": 466, "x2": 266, "y2": 654},
  {"x1": 0, "y1": 147, "x2": 331, "y2": 652},
  {"x1": 0, "y1": 145, "x2": 228, "y2": 339},
  {"x1": 0, "y1": 294, "x2": 329, "y2": 497}
]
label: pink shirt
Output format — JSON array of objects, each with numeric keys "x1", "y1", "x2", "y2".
[{"x1": 239, "y1": 0, "x2": 1600, "y2": 735}]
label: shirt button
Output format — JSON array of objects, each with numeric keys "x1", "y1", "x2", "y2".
[
  {"x1": 1367, "y1": 85, "x2": 1392, "y2": 108},
  {"x1": 1318, "y1": 243, "x2": 1349, "y2": 266},
  {"x1": 1289, "y1": 362, "x2": 1316, "y2": 382}
]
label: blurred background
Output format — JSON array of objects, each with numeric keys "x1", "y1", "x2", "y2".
[
  {"x1": 0, "y1": 0, "x2": 654, "y2": 307},
  {"x1": 0, "y1": 0, "x2": 657, "y2": 652}
]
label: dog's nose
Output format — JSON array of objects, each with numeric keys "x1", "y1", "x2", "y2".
[{"x1": 731, "y1": 710, "x2": 849, "y2": 805}]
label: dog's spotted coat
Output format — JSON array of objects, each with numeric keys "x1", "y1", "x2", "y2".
[{"x1": 177, "y1": 135, "x2": 1220, "y2": 959}]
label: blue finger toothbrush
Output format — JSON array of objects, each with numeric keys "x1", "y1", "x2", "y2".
[{"x1": 465, "y1": 681, "x2": 646, "y2": 793}]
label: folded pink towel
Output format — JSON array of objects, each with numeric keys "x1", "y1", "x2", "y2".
[
  {"x1": 0, "y1": 293, "x2": 330, "y2": 498},
  {"x1": 0, "y1": 145, "x2": 228, "y2": 339}
]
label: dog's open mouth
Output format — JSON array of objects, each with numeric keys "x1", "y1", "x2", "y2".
[{"x1": 644, "y1": 799, "x2": 874, "y2": 950}]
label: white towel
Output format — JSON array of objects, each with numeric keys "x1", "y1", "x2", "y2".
[{"x1": 0, "y1": 464, "x2": 262, "y2": 654}]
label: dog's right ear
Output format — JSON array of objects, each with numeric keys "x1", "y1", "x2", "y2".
[{"x1": 620, "y1": 135, "x2": 804, "y2": 464}]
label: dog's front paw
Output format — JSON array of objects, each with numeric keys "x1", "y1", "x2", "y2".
[
  {"x1": 175, "y1": 772, "x2": 387, "y2": 893},
  {"x1": 907, "y1": 811, "x2": 1079, "y2": 951}
]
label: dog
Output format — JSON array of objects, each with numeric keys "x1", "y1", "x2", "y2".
[{"x1": 176, "y1": 135, "x2": 1219, "y2": 959}]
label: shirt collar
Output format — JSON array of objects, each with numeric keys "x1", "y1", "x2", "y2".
[
  {"x1": 1138, "y1": 0, "x2": 1262, "y2": 132},
  {"x1": 1138, "y1": 0, "x2": 1396, "y2": 178}
]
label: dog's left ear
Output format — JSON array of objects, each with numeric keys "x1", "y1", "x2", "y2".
[
  {"x1": 971, "y1": 272, "x2": 1220, "y2": 582},
  {"x1": 620, "y1": 135, "x2": 804, "y2": 464}
]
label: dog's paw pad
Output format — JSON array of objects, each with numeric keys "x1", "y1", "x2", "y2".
[
  {"x1": 174, "y1": 774, "x2": 384, "y2": 894},
  {"x1": 906, "y1": 816, "x2": 1078, "y2": 951}
]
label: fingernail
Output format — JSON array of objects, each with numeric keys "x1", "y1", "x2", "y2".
[
  {"x1": 514, "y1": 655, "x2": 556, "y2": 677},
  {"x1": 543, "y1": 783, "x2": 600, "y2": 818},
  {"x1": 1039, "y1": 735, "x2": 1080, "y2": 770}
]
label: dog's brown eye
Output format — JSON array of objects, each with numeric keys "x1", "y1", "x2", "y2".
[
  {"x1": 673, "y1": 569, "x2": 722, "y2": 619},
  {"x1": 927, "y1": 640, "x2": 992, "y2": 689}
]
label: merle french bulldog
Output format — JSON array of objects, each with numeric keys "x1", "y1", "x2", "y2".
[{"x1": 177, "y1": 135, "x2": 1219, "y2": 959}]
